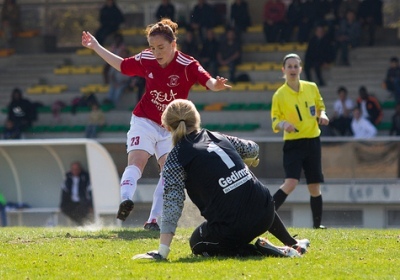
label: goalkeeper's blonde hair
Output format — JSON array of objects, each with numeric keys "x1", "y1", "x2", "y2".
[{"x1": 162, "y1": 99, "x2": 201, "y2": 146}]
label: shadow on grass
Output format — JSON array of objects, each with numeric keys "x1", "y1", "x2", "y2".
[
  {"x1": 174, "y1": 255, "x2": 265, "y2": 263},
  {"x1": 113, "y1": 229, "x2": 160, "y2": 240},
  {"x1": 61, "y1": 228, "x2": 160, "y2": 241}
]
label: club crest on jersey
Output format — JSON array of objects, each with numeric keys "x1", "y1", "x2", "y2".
[
  {"x1": 167, "y1": 75, "x2": 180, "y2": 87},
  {"x1": 134, "y1": 54, "x2": 141, "y2": 61}
]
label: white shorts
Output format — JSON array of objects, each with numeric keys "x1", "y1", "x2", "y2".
[{"x1": 126, "y1": 115, "x2": 172, "y2": 160}]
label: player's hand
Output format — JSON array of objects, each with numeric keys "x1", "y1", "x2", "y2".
[
  {"x1": 215, "y1": 76, "x2": 232, "y2": 90},
  {"x1": 81, "y1": 31, "x2": 99, "y2": 49},
  {"x1": 244, "y1": 156, "x2": 259, "y2": 167},
  {"x1": 132, "y1": 250, "x2": 166, "y2": 261}
]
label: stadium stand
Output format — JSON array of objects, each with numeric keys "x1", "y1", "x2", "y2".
[{"x1": 0, "y1": 0, "x2": 400, "y2": 228}]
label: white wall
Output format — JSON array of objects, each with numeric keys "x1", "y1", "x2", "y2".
[{"x1": 0, "y1": 138, "x2": 120, "y2": 224}]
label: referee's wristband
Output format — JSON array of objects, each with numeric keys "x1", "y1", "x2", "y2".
[
  {"x1": 278, "y1": 121, "x2": 287, "y2": 129},
  {"x1": 158, "y1": 244, "x2": 170, "y2": 259}
]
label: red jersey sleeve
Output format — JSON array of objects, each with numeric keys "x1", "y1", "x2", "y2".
[
  {"x1": 120, "y1": 52, "x2": 147, "y2": 77},
  {"x1": 186, "y1": 60, "x2": 212, "y2": 88}
]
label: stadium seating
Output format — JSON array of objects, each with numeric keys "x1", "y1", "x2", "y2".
[{"x1": 1, "y1": 24, "x2": 399, "y2": 138}]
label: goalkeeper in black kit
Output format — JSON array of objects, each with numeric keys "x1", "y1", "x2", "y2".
[{"x1": 133, "y1": 99, "x2": 309, "y2": 260}]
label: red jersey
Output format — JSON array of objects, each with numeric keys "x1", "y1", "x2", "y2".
[{"x1": 120, "y1": 50, "x2": 211, "y2": 125}]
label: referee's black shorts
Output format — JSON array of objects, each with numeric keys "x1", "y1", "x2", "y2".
[{"x1": 283, "y1": 136, "x2": 324, "y2": 184}]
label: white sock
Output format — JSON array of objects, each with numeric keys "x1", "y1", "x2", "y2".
[
  {"x1": 120, "y1": 165, "x2": 142, "y2": 201},
  {"x1": 147, "y1": 174, "x2": 164, "y2": 223}
]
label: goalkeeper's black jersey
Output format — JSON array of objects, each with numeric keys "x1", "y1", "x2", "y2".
[{"x1": 161, "y1": 129, "x2": 269, "y2": 235}]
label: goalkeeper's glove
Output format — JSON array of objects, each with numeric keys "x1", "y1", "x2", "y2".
[
  {"x1": 243, "y1": 156, "x2": 260, "y2": 167},
  {"x1": 132, "y1": 244, "x2": 170, "y2": 260},
  {"x1": 132, "y1": 250, "x2": 166, "y2": 260}
]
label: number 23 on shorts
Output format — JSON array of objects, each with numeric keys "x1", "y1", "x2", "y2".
[{"x1": 130, "y1": 136, "x2": 140, "y2": 146}]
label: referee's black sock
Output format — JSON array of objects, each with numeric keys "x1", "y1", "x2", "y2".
[
  {"x1": 310, "y1": 195, "x2": 323, "y2": 228},
  {"x1": 273, "y1": 189, "x2": 288, "y2": 211}
]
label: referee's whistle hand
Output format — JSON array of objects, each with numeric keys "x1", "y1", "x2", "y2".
[{"x1": 318, "y1": 117, "x2": 329, "y2": 126}]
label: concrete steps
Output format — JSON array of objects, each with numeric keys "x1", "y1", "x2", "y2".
[{"x1": 1, "y1": 44, "x2": 400, "y2": 138}]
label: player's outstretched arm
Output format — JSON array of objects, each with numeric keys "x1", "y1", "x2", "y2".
[{"x1": 81, "y1": 31, "x2": 124, "y2": 72}]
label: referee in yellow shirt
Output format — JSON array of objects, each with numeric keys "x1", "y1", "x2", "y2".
[{"x1": 271, "y1": 53, "x2": 329, "y2": 229}]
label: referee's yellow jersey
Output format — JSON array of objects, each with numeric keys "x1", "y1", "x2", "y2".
[{"x1": 271, "y1": 80, "x2": 326, "y2": 140}]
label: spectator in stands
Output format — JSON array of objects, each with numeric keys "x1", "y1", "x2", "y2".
[
  {"x1": 351, "y1": 107, "x2": 377, "y2": 139},
  {"x1": 71, "y1": 93, "x2": 98, "y2": 115},
  {"x1": 103, "y1": 33, "x2": 127, "y2": 84},
  {"x1": 190, "y1": 0, "x2": 218, "y2": 43},
  {"x1": 304, "y1": 25, "x2": 335, "y2": 87},
  {"x1": 217, "y1": 28, "x2": 241, "y2": 83},
  {"x1": 180, "y1": 29, "x2": 199, "y2": 59},
  {"x1": 155, "y1": 0, "x2": 175, "y2": 21},
  {"x1": 2, "y1": 118, "x2": 21, "y2": 139},
  {"x1": 81, "y1": 18, "x2": 230, "y2": 230},
  {"x1": 95, "y1": 0, "x2": 124, "y2": 45},
  {"x1": 230, "y1": 0, "x2": 251, "y2": 35},
  {"x1": 199, "y1": 28, "x2": 219, "y2": 77},
  {"x1": 285, "y1": 0, "x2": 306, "y2": 43},
  {"x1": 329, "y1": 86, "x2": 355, "y2": 136},
  {"x1": 389, "y1": 103, "x2": 400, "y2": 136},
  {"x1": 313, "y1": 0, "x2": 332, "y2": 26},
  {"x1": 356, "y1": 86, "x2": 383, "y2": 126},
  {"x1": 299, "y1": 0, "x2": 318, "y2": 42},
  {"x1": 0, "y1": 0, "x2": 20, "y2": 47},
  {"x1": 337, "y1": 0, "x2": 360, "y2": 22},
  {"x1": 382, "y1": 56, "x2": 400, "y2": 102},
  {"x1": 271, "y1": 53, "x2": 329, "y2": 229},
  {"x1": 51, "y1": 100, "x2": 66, "y2": 123},
  {"x1": 60, "y1": 161, "x2": 93, "y2": 226},
  {"x1": 105, "y1": 48, "x2": 131, "y2": 106},
  {"x1": 358, "y1": 0, "x2": 383, "y2": 46},
  {"x1": 85, "y1": 102, "x2": 106, "y2": 139},
  {"x1": 262, "y1": 0, "x2": 287, "y2": 43},
  {"x1": 335, "y1": 10, "x2": 361, "y2": 66},
  {"x1": 7, "y1": 88, "x2": 36, "y2": 133}
]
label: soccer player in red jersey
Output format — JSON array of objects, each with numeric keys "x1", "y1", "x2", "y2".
[{"x1": 81, "y1": 18, "x2": 231, "y2": 229}]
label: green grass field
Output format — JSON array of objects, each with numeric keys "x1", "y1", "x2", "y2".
[{"x1": 0, "y1": 227, "x2": 398, "y2": 280}]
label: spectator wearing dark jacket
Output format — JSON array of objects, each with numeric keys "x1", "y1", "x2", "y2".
[
  {"x1": 2, "y1": 118, "x2": 21, "y2": 139},
  {"x1": 180, "y1": 29, "x2": 199, "y2": 59},
  {"x1": 155, "y1": 0, "x2": 175, "y2": 21},
  {"x1": 95, "y1": 0, "x2": 124, "y2": 45},
  {"x1": 383, "y1": 56, "x2": 400, "y2": 103},
  {"x1": 335, "y1": 10, "x2": 361, "y2": 66},
  {"x1": 190, "y1": 0, "x2": 218, "y2": 43},
  {"x1": 358, "y1": 0, "x2": 383, "y2": 46},
  {"x1": 60, "y1": 161, "x2": 93, "y2": 225},
  {"x1": 262, "y1": 0, "x2": 287, "y2": 43},
  {"x1": 356, "y1": 86, "x2": 383, "y2": 126},
  {"x1": 217, "y1": 28, "x2": 241, "y2": 83},
  {"x1": 199, "y1": 28, "x2": 219, "y2": 77},
  {"x1": 389, "y1": 103, "x2": 400, "y2": 136},
  {"x1": 286, "y1": 0, "x2": 306, "y2": 43},
  {"x1": 7, "y1": 87, "x2": 36, "y2": 133},
  {"x1": 304, "y1": 25, "x2": 334, "y2": 86},
  {"x1": 230, "y1": 0, "x2": 251, "y2": 33}
]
